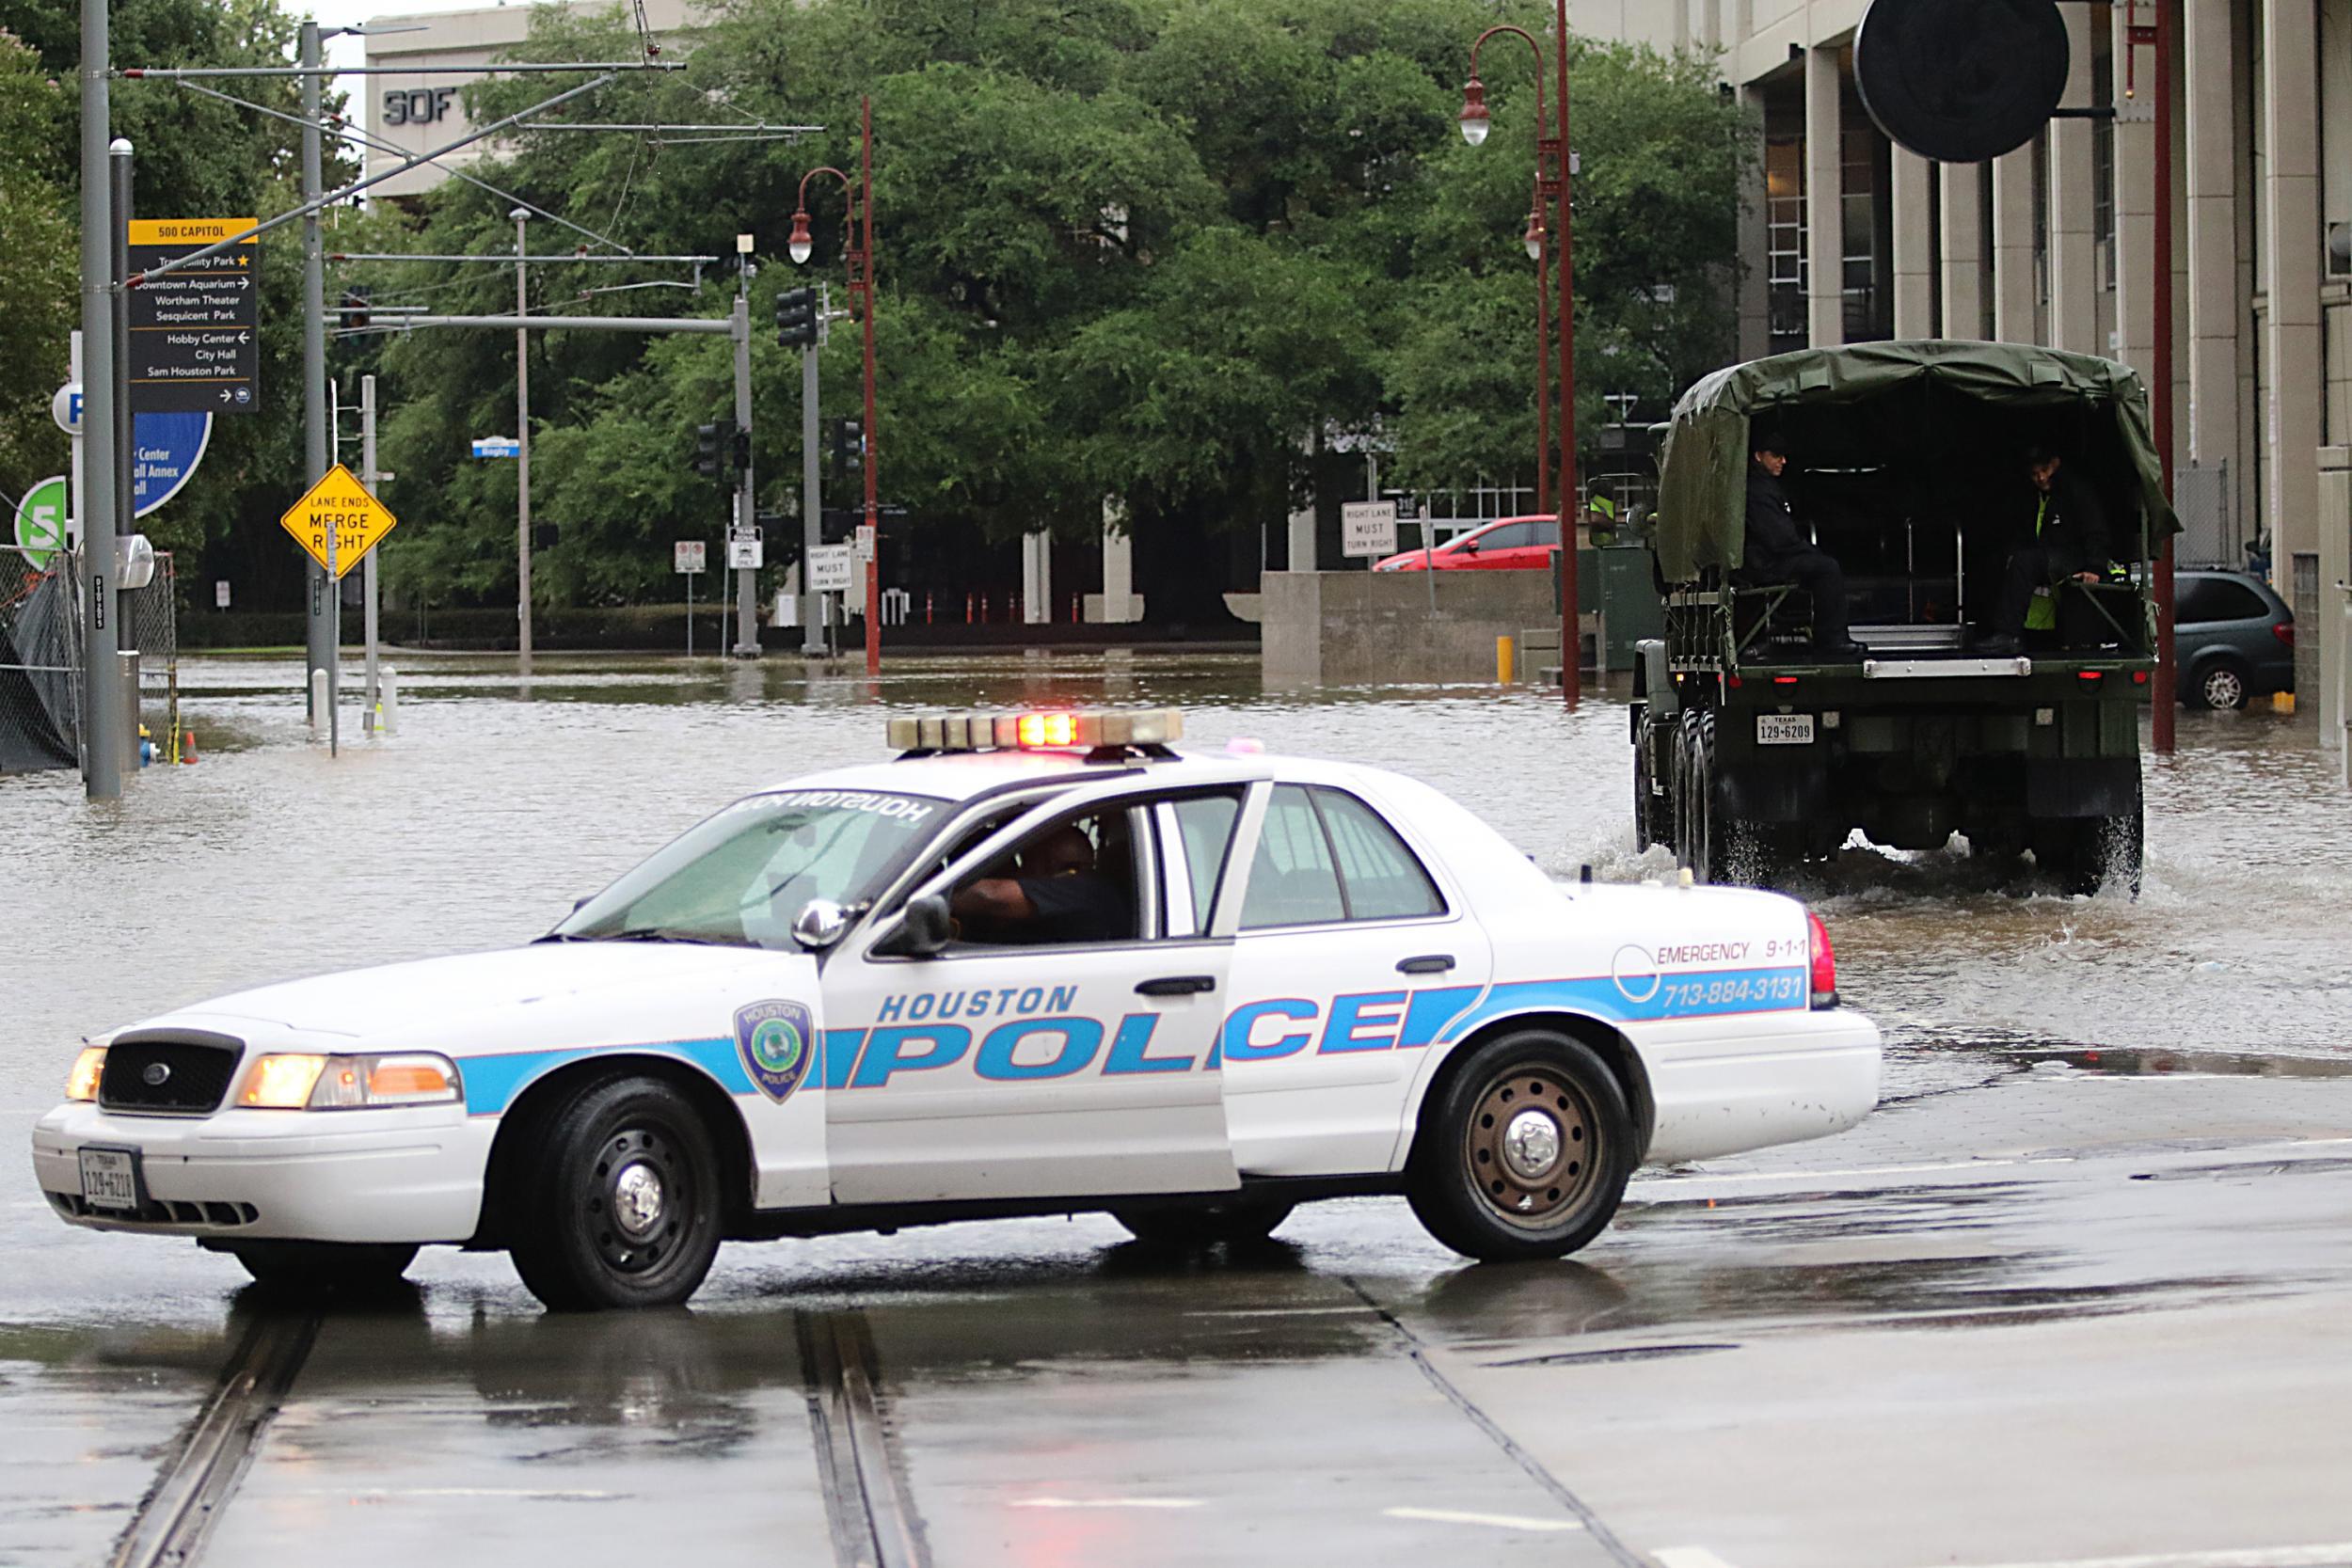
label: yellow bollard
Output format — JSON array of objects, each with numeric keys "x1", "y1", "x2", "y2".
[{"x1": 1497, "y1": 636, "x2": 1516, "y2": 685}]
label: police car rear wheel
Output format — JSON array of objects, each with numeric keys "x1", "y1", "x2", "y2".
[
  {"x1": 507, "y1": 1075, "x2": 723, "y2": 1311},
  {"x1": 1407, "y1": 1032, "x2": 1634, "y2": 1262},
  {"x1": 1110, "y1": 1200, "x2": 1295, "y2": 1250}
]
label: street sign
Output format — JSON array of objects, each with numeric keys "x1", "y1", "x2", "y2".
[
  {"x1": 471, "y1": 436, "x2": 521, "y2": 459},
  {"x1": 853, "y1": 524, "x2": 877, "y2": 562},
  {"x1": 130, "y1": 411, "x2": 214, "y2": 518},
  {"x1": 1342, "y1": 500, "x2": 1399, "y2": 559},
  {"x1": 51, "y1": 382, "x2": 81, "y2": 436},
  {"x1": 278, "y1": 463, "x2": 396, "y2": 579},
  {"x1": 674, "y1": 540, "x2": 707, "y2": 574},
  {"x1": 807, "y1": 544, "x2": 856, "y2": 593},
  {"x1": 126, "y1": 218, "x2": 261, "y2": 414},
  {"x1": 727, "y1": 538, "x2": 764, "y2": 570},
  {"x1": 10, "y1": 475, "x2": 67, "y2": 569}
]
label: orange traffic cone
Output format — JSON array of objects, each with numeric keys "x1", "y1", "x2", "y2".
[{"x1": 183, "y1": 729, "x2": 199, "y2": 764}]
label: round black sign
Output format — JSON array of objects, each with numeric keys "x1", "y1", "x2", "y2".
[{"x1": 1853, "y1": 0, "x2": 2069, "y2": 165}]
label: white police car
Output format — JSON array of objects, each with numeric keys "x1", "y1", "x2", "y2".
[{"x1": 33, "y1": 709, "x2": 1881, "y2": 1309}]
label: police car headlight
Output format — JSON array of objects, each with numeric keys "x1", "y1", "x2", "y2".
[
  {"x1": 66, "y1": 1046, "x2": 106, "y2": 1102},
  {"x1": 236, "y1": 1053, "x2": 462, "y2": 1110}
]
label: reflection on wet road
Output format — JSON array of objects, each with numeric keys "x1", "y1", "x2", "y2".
[{"x1": 5, "y1": 652, "x2": 2351, "y2": 1566}]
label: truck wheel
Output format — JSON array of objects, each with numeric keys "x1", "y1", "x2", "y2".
[
  {"x1": 229, "y1": 1241, "x2": 418, "y2": 1294},
  {"x1": 1406, "y1": 1031, "x2": 1635, "y2": 1262},
  {"x1": 506, "y1": 1075, "x2": 724, "y2": 1311},
  {"x1": 1111, "y1": 1200, "x2": 1295, "y2": 1250},
  {"x1": 1686, "y1": 712, "x2": 1719, "y2": 882},
  {"x1": 2188, "y1": 658, "x2": 2249, "y2": 711}
]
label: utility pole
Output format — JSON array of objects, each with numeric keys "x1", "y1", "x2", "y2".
[
  {"x1": 79, "y1": 0, "x2": 121, "y2": 800},
  {"x1": 361, "y1": 372, "x2": 381, "y2": 734},
  {"x1": 731, "y1": 239, "x2": 759, "y2": 657},
  {"x1": 109, "y1": 136, "x2": 136, "y2": 777},
  {"x1": 514, "y1": 208, "x2": 533, "y2": 660},
  {"x1": 803, "y1": 288, "x2": 824, "y2": 657},
  {"x1": 300, "y1": 19, "x2": 331, "y2": 720}
]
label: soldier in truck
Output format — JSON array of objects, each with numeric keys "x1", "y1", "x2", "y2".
[
  {"x1": 1740, "y1": 440, "x2": 1868, "y2": 660},
  {"x1": 1972, "y1": 444, "x2": 2115, "y2": 658}
]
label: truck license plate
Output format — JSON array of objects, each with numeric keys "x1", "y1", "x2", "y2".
[
  {"x1": 1756, "y1": 714, "x2": 1817, "y2": 746},
  {"x1": 78, "y1": 1148, "x2": 140, "y2": 1212}
]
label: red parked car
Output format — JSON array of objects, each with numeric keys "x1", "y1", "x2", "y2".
[{"x1": 1372, "y1": 515, "x2": 1560, "y2": 572}]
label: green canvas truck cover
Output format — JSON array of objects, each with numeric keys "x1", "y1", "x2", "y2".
[{"x1": 1654, "y1": 340, "x2": 2182, "y2": 583}]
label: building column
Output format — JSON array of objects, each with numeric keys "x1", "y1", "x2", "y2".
[
  {"x1": 1804, "y1": 42, "x2": 1845, "y2": 346},
  {"x1": 1021, "y1": 530, "x2": 1052, "y2": 624},
  {"x1": 2182, "y1": 0, "x2": 2239, "y2": 558},
  {"x1": 1939, "y1": 161, "x2": 1984, "y2": 338},
  {"x1": 2047, "y1": 1, "x2": 2100, "y2": 352},
  {"x1": 1890, "y1": 144, "x2": 1935, "y2": 337},
  {"x1": 1991, "y1": 144, "x2": 2038, "y2": 341},
  {"x1": 2264, "y1": 0, "x2": 2324, "y2": 692},
  {"x1": 2108, "y1": 5, "x2": 2157, "y2": 386},
  {"x1": 1098, "y1": 497, "x2": 1138, "y2": 624},
  {"x1": 1736, "y1": 86, "x2": 1771, "y2": 361}
]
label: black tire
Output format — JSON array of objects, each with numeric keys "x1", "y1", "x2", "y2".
[
  {"x1": 2186, "y1": 657, "x2": 2249, "y2": 711},
  {"x1": 1406, "y1": 1031, "x2": 1636, "y2": 1263},
  {"x1": 1631, "y1": 723, "x2": 1657, "y2": 851},
  {"x1": 506, "y1": 1075, "x2": 724, "y2": 1311},
  {"x1": 1685, "y1": 711, "x2": 1719, "y2": 883},
  {"x1": 1110, "y1": 1199, "x2": 1295, "y2": 1250},
  {"x1": 229, "y1": 1240, "x2": 418, "y2": 1293}
]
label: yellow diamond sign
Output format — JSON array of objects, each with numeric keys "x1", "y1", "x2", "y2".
[{"x1": 279, "y1": 463, "x2": 396, "y2": 579}]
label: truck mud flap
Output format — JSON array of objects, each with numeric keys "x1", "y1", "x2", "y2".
[
  {"x1": 2026, "y1": 756, "x2": 2141, "y2": 819},
  {"x1": 1718, "y1": 750, "x2": 1830, "y2": 823}
]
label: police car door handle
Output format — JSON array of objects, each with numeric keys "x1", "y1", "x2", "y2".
[
  {"x1": 1136, "y1": 974, "x2": 1216, "y2": 997},
  {"x1": 1396, "y1": 954, "x2": 1455, "y2": 974}
]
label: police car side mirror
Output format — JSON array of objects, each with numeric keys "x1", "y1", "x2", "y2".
[
  {"x1": 791, "y1": 898, "x2": 851, "y2": 951},
  {"x1": 877, "y1": 893, "x2": 952, "y2": 958}
]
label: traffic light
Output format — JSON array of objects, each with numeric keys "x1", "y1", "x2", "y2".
[
  {"x1": 694, "y1": 419, "x2": 737, "y2": 483},
  {"x1": 341, "y1": 287, "x2": 370, "y2": 330},
  {"x1": 774, "y1": 286, "x2": 818, "y2": 349},
  {"x1": 831, "y1": 418, "x2": 864, "y2": 481}
]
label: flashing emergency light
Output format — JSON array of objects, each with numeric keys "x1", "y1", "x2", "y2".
[{"x1": 885, "y1": 708, "x2": 1185, "y2": 753}]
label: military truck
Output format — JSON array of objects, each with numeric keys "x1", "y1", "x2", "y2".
[{"x1": 1630, "y1": 341, "x2": 2179, "y2": 894}]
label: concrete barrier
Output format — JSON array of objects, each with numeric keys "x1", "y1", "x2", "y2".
[{"x1": 1262, "y1": 570, "x2": 1568, "y2": 685}]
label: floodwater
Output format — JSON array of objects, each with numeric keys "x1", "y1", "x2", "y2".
[{"x1": 6, "y1": 651, "x2": 2352, "y2": 1568}]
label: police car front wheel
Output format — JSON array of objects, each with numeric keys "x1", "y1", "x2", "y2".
[
  {"x1": 1407, "y1": 1032, "x2": 1635, "y2": 1262},
  {"x1": 506, "y1": 1074, "x2": 724, "y2": 1311}
]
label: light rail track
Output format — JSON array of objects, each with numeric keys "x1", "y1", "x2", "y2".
[
  {"x1": 109, "y1": 1308, "x2": 322, "y2": 1568},
  {"x1": 800, "y1": 1308, "x2": 929, "y2": 1568}
]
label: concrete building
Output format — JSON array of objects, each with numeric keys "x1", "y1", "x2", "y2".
[
  {"x1": 1583, "y1": 1, "x2": 2350, "y2": 726},
  {"x1": 360, "y1": 0, "x2": 701, "y2": 199}
]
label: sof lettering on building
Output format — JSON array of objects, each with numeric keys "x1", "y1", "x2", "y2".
[
  {"x1": 360, "y1": 0, "x2": 700, "y2": 201},
  {"x1": 1572, "y1": 0, "x2": 2351, "y2": 716}
]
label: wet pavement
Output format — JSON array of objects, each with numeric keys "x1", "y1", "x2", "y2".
[{"x1": 5, "y1": 652, "x2": 2351, "y2": 1566}]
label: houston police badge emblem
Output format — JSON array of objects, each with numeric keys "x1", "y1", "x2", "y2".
[{"x1": 735, "y1": 1000, "x2": 815, "y2": 1102}]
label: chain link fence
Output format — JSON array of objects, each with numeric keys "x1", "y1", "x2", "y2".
[{"x1": 1, "y1": 545, "x2": 179, "y2": 775}]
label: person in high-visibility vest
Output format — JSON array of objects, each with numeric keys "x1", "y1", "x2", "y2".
[{"x1": 1972, "y1": 445, "x2": 2112, "y2": 657}]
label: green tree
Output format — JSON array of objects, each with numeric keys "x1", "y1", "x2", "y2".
[{"x1": 0, "y1": 30, "x2": 73, "y2": 504}]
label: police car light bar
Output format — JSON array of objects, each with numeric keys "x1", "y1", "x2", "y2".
[{"x1": 886, "y1": 707, "x2": 1185, "y2": 753}]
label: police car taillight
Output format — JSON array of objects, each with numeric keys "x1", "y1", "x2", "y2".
[
  {"x1": 1806, "y1": 908, "x2": 1838, "y2": 1008},
  {"x1": 885, "y1": 707, "x2": 1184, "y2": 753}
]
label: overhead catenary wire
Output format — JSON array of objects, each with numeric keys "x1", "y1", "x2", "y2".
[{"x1": 166, "y1": 77, "x2": 638, "y2": 256}]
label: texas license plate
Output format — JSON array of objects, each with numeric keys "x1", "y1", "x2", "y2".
[
  {"x1": 78, "y1": 1148, "x2": 141, "y2": 1212},
  {"x1": 1756, "y1": 713, "x2": 1817, "y2": 746}
]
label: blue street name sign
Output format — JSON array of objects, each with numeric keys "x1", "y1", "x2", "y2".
[
  {"x1": 471, "y1": 436, "x2": 521, "y2": 459},
  {"x1": 131, "y1": 411, "x2": 214, "y2": 518}
]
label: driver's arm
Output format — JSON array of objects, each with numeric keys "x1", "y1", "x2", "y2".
[{"x1": 953, "y1": 878, "x2": 1035, "y2": 921}]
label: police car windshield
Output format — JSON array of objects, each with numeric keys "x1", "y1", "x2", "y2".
[{"x1": 554, "y1": 789, "x2": 946, "y2": 950}]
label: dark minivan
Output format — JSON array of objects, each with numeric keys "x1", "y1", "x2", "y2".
[{"x1": 2174, "y1": 569, "x2": 2294, "y2": 709}]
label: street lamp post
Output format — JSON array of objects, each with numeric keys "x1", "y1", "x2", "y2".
[
  {"x1": 789, "y1": 96, "x2": 881, "y2": 677},
  {"x1": 1462, "y1": 18, "x2": 1579, "y2": 708}
]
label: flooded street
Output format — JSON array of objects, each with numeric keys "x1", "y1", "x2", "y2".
[{"x1": 5, "y1": 653, "x2": 2351, "y2": 1568}]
